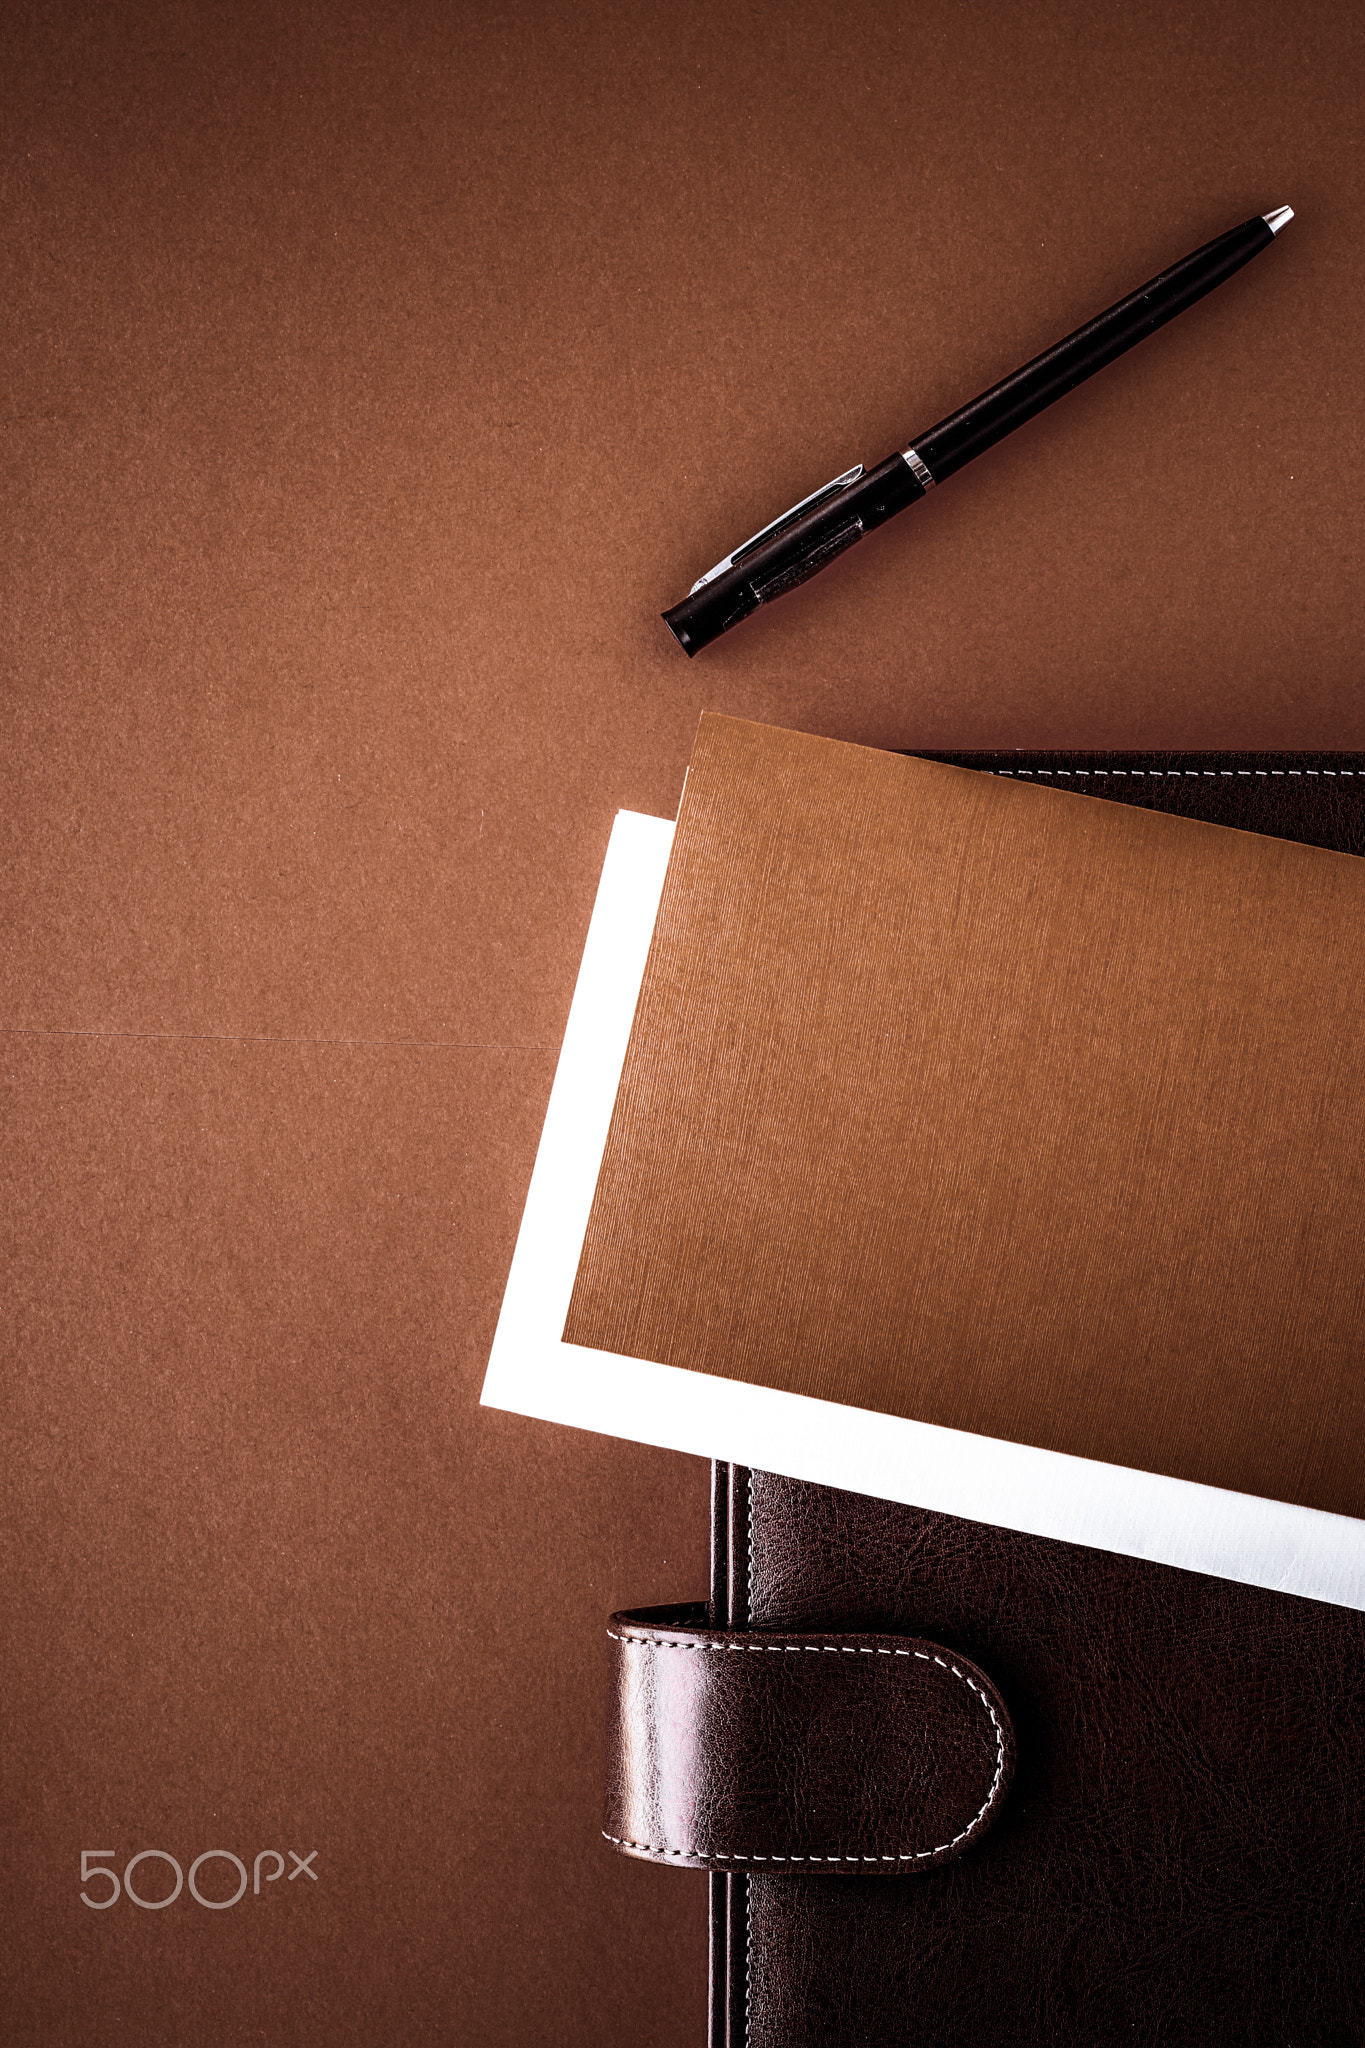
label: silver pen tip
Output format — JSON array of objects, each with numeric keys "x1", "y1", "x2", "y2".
[{"x1": 1263, "y1": 206, "x2": 1294, "y2": 235}]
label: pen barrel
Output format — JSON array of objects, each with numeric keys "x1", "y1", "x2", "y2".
[
  {"x1": 662, "y1": 454, "x2": 923, "y2": 655},
  {"x1": 911, "y1": 215, "x2": 1276, "y2": 482}
]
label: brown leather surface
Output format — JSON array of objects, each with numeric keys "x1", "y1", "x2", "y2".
[
  {"x1": 566, "y1": 716, "x2": 1365, "y2": 1516},
  {"x1": 7, "y1": 0, "x2": 1365, "y2": 2037},
  {"x1": 918, "y1": 750, "x2": 1365, "y2": 856},
  {"x1": 604, "y1": 1605, "x2": 1014, "y2": 1874},
  {"x1": 726, "y1": 1463, "x2": 1365, "y2": 2047}
]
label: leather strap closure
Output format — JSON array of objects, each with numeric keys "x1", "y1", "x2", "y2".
[{"x1": 603, "y1": 1603, "x2": 1015, "y2": 1875}]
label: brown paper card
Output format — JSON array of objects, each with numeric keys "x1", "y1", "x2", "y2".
[{"x1": 565, "y1": 715, "x2": 1365, "y2": 1519}]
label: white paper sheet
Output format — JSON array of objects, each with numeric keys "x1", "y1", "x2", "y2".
[{"x1": 481, "y1": 810, "x2": 1365, "y2": 1611}]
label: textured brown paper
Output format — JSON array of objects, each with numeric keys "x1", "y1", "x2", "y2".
[{"x1": 567, "y1": 716, "x2": 1365, "y2": 1519}]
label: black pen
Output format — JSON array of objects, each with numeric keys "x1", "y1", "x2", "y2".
[{"x1": 663, "y1": 208, "x2": 1294, "y2": 656}]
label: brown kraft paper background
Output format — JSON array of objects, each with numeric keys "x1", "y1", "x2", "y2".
[
  {"x1": 4, "y1": 0, "x2": 1363, "y2": 2040},
  {"x1": 566, "y1": 717, "x2": 1365, "y2": 1518}
]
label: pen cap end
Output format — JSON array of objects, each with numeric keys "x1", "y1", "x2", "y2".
[{"x1": 661, "y1": 609, "x2": 698, "y2": 656}]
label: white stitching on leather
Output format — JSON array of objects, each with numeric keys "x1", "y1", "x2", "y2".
[
  {"x1": 744, "y1": 1467, "x2": 752, "y2": 1631},
  {"x1": 989, "y1": 766, "x2": 1351, "y2": 778},
  {"x1": 606, "y1": 1628, "x2": 1008, "y2": 1866},
  {"x1": 744, "y1": 1842, "x2": 752, "y2": 2045},
  {"x1": 745, "y1": 1468, "x2": 753, "y2": 2048}
]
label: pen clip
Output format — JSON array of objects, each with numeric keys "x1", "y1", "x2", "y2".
[{"x1": 689, "y1": 464, "x2": 865, "y2": 593}]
